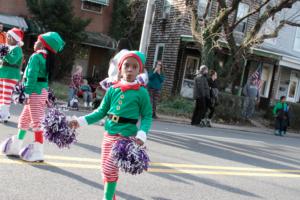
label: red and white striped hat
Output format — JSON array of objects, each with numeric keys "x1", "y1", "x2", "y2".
[{"x1": 7, "y1": 28, "x2": 24, "y2": 46}]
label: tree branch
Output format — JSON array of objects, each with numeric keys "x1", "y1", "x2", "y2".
[
  {"x1": 257, "y1": 20, "x2": 300, "y2": 42},
  {"x1": 231, "y1": 0, "x2": 271, "y2": 30},
  {"x1": 241, "y1": 0, "x2": 297, "y2": 50}
]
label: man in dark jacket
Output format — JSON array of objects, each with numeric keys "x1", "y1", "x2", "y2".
[{"x1": 191, "y1": 65, "x2": 210, "y2": 126}]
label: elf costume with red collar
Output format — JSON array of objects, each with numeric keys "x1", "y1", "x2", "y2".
[
  {"x1": 0, "y1": 28, "x2": 23, "y2": 122},
  {"x1": 77, "y1": 51, "x2": 152, "y2": 200},
  {"x1": 0, "y1": 32, "x2": 65, "y2": 162}
]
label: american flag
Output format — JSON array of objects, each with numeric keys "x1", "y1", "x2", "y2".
[{"x1": 250, "y1": 65, "x2": 262, "y2": 89}]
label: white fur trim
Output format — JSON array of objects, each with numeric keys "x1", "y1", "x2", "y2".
[
  {"x1": 120, "y1": 79, "x2": 138, "y2": 85},
  {"x1": 77, "y1": 116, "x2": 88, "y2": 127},
  {"x1": 7, "y1": 30, "x2": 21, "y2": 42},
  {"x1": 136, "y1": 130, "x2": 147, "y2": 143}
]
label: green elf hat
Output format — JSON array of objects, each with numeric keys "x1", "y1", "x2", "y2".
[
  {"x1": 118, "y1": 50, "x2": 146, "y2": 73},
  {"x1": 38, "y1": 32, "x2": 65, "y2": 54}
]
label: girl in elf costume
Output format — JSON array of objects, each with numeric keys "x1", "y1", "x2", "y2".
[
  {"x1": 69, "y1": 50, "x2": 152, "y2": 200},
  {"x1": 0, "y1": 28, "x2": 24, "y2": 123},
  {"x1": 0, "y1": 32, "x2": 65, "y2": 162}
]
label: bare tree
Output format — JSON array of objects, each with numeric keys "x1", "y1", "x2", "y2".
[{"x1": 187, "y1": 0, "x2": 300, "y2": 93}]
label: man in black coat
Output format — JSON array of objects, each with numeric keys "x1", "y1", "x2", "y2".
[{"x1": 191, "y1": 65, "x2": 210, "y2": 126}]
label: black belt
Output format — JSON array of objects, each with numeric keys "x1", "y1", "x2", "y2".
[
  {"x1": 24, "y1": 77, "x2": 47, "y2": 82},
  {"x1": 108, "y1": 114, "x2": 138, "y2": 124}
]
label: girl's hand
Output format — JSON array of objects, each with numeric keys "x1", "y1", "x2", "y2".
[
  {"x1": 69, "y1": 120, "x2": 80, "y2": 129},
  {"x1": 135, "y1": 138, "x2": 144, "y2": 146}
]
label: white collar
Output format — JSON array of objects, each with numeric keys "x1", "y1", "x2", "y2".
[
  {"x1": 120, "y1": 79, "x2": 138, "y2": 85},
  {"x1": 36, "y1": 49, "x2": 48, "y2": 54}
]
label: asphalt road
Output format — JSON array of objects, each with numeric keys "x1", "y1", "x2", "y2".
[{"x1": 0, "y1": 104, "x2": 300, "y2": 200}]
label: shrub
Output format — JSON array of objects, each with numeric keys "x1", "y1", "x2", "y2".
[
  {"x1": 157, "y1": 96, "x2": 194, "y2": 118},
  {"x1": 49, "y1": 82, "x2": 69, "y2": 101}
]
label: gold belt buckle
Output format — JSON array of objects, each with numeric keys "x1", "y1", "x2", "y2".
[{"x1": 111, "y1": 115, "x2": 119, "y2": 123}]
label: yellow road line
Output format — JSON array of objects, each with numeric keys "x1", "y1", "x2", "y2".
[
  {"x1": 150, "y1": 163, "x2": 300, "y2": 173},
  {"x1": 1, "y1": 154, "x2": 300, "y2": 174},
  {"x1": 0, "y1": 159, "x2": 100, "y2": 169},
  {"x1": 1, "y1": 158, "x2": 300, "y2": 178}
]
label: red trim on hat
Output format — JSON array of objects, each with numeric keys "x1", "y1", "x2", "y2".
[
  {"x1": 38, "y1": 35, "x2": 57, "y2": 53},
  {"x1": 118, "y1": 53, "x2": 143, "y2": 73}
]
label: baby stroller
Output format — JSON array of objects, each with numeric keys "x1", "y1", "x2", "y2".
[{"x1": 70, "y1": 96, "x2": 79, "y2": 111}]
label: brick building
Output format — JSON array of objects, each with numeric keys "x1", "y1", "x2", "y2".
[
  {"x1": 146, "y1": 0, "x2": 280, "y2": 102},
  {"x1": 0, "y1": 0, "x2": 116, "y2": 81}
]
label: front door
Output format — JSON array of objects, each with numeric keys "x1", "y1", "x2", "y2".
[
  {"x1": 180, "y1": 56, "x2": 200, "y2": 98},
  {"x1": 287, "y1": 72, "x2": 299, "y2": 102}
]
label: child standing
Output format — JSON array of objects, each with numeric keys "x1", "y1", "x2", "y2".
[
  {"x1": 0, "y1": 28, "x2": 23, "y2": 122},
  {"x1": 273, "y1": 96, "x2": 290, "y2": 136},
  {"x1": 69, "y1": 50, "x2": 152, "y2": 200},
  {"x1": 0, "y1": 32, "x2": 65, "y2": 162}
]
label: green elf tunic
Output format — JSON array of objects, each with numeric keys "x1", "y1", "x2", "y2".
[
  {"x1": 0, "y1": 45, "x2": 23, "y2": 80},
  {"x1": 78, "y1": 85, "x2": 153, "y2": 140},
  {"x1": 23, "y1": 51, "x2": 48, "y2": 95}
]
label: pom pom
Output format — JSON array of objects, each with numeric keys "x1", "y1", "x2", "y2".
[
  {"x1": 111, "y1": 138, "x2": 150, "y2": 175},
  {"x1": 0, "y1": 44, "x2": 9, "y2": 58},
  {"x1": 12, "y1": 83, "x2": 26, "y2": 104},
  {"x1": 43, "y1": 108, "x2": 77, "y2": 148}
]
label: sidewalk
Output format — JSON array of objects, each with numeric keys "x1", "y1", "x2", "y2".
[
  {"x1": 156, "y1": 114, "x2": 300, "y2": 137},
  {"x1": 56, "y1": 100, "x2": 299, "y2": 136}
]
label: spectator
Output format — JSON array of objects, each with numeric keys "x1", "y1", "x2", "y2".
[
  {"x1": 273, "y1": 96, "x2": 290, "y2": 136},
  {"x1": 0, "y1": 24, "x2": 6, "y2": 44},
  {"x1": 68, "y1": 65, "x2": 82, "y2": 107},
  {"x1": 80, "y1": 79, "x2": 93, "y2": 107},
  {"x1": 148, "y1": 60, "x2": 165, "y2": 118},
  {"x1": 191, "y1": 65, "x2": 210, "y2": 126},
  {"x1": 205, "y1": 70, "x2": 219, "y2": 127},
  {"x1": 242, "y1": 78, "x2": 260, "y2": 120}
]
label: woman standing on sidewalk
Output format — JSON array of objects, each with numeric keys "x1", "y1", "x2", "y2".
[
  {"x1": 205, "y1": 70, "x2": 219, "y2": 127},
  {"x1": 148, "y1": 60, "x2": 165, "y2": 119}
]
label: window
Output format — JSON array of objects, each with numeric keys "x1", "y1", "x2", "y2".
[
  {"x1": 81, "y1": 1, "x2": 106, "y2": 13},
  {"x1": 163, "y1": 0, "x2": 172, "y2": 18},
  {"x1": 235, "y1": 3, "x2": 249, "y2": 33},
  {"x1": 294, "y1": 27, "x2": 300, "y2": 52},
  {"x1": 153, "y1": 44, "x2": 165, "y2": 68},
  {"x1": 198, "y1": 0, "x2": 208, "y2": 17},
  {"x1": 180, "y1": 56, "x2": 200, "y2": 98}
]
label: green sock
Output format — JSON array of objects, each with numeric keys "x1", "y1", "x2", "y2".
[
  {"x1": 17, "y1": 129, "x2": 26, "y2": 140},
  {"x1": 104, "y1": 181, "x2": 117, "y2": 200}
]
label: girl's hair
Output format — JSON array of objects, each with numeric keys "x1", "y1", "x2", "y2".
[
  {"x1": 280, "y1": 96, "x2": 286, "y2": 101},
  {"x1": 210, "y1": 69, "x2": 217, "y2": 77},
  {"x1": 46, "y1": 51, "x2": 55, "y2": 81}
]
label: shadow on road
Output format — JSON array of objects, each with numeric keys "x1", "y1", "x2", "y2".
[
  {"x1": 1, "y1": 121, "x2": 18, "y2": 129},
  {"x1": 74, "y1": 142, "x2": 102, "y2": 154},
  {"x1": 148, "y1": 169, "x2": 261, "y2": 198},
  {"x1": 31, "y1": 164, "x2": 143, "y2": 200},
  {"x1": 147, "y1": 128, "x2": 300, "y2": 197}
]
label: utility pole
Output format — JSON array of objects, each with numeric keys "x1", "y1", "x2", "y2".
[{"x1": 139, "y1": 0, "x2": 155, "y2": 55}]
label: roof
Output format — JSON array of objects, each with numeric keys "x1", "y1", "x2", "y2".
[
  {"x1": 82, "y1": 32, "x2": 117, "y2": 50},
  {"x1": 81, "y1": 0, "x2": 109, "y2": 6},
  {"x1": 0, "y1": 13, "x2": 28, "y2": 31}
]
